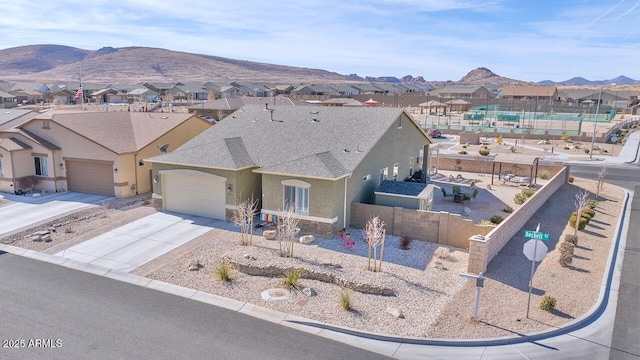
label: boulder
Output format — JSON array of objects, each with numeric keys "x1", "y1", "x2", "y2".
[
  {"x1": 299, "y1": 235, "x2": 315, "y2": 244},
  {"x1": 263, "y1": 230, "x2": 276, "y2": 240},
  {"x1": 302, "y1": 287, "x2": 317, "y2": 297},
  {"x1": 31, "y1": 235, "x2": 43, "y2": 242},
  {"x1": 386, "y1": 306, "x2": 403, "y2": 319},
  {"x1": 188, "y1": 260, "x2": 202, "y2": 271}
]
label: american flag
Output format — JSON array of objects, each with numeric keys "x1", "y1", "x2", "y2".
[{"x1": 74, "y1": 85, "x2": 83, "y2": 100}]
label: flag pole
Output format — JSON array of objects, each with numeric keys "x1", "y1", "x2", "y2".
[{"x1": 80, "y1": 66, "x2": 84, "y2": 111}]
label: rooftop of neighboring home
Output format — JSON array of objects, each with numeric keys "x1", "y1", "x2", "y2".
[
  {"x1": 24, "y1": 111, "x2": 205, "y2": 154},
  {"x1": 148, "y1": 105, "x2": 427, "y2": 179},
  {"x1": 500, "y1": 85, "x2": 558, "y2": 97},
  {"x1": 0, "y1": 109, "x2": 39, "y2": 131},
  {"x1": 191, "y1": 96, "x2": 312, "y2": 111},
  {"x1": 435, "y1": 85, "x2": 488, "y2": 94}
]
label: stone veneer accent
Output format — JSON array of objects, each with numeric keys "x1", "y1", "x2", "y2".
[{"x1": 152, "y1": 197, "x2": 163, "y2": 210}]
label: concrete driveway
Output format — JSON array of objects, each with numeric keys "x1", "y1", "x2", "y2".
[
  {"x1": 55, "y1": 212, "x2": 225, "y2": 273},
  {"x1": 0, "y1": 192, "x2": 112, "y2": 237}
]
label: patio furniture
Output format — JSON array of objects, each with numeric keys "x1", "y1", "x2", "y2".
[
  {"x1": 452, "y1": 185, "x2": 462, "y2": 195},
  {"x1": 463, "y1": 188, "x2": 479, "y2": 202},
  {"x1": 453, "y1": 193, "x2": 465, "y2": 203},
  {"x1": 441, "y1": 188, "x2": 454, "y2": 200}
]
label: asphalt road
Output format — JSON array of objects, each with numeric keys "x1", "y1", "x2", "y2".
[
  {"x1": 609, "y1": 185, "x2": 640, "y2": 360},
  {"x1": 0, "y1": 254, "x2": 391, "y2": 360}
]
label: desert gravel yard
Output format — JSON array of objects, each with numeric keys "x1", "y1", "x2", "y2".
[{"x1": 2, "y1": 177, "x2": 624, "y2": 339}]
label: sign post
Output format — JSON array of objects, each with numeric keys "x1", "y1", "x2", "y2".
[
  {"x1": 459, "y1": 272, "x2": 485, "y2": 321},
  {"x1": 523, "y1": 224, "x2": 549, "y2": 318}
]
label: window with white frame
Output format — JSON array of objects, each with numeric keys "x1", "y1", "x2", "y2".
[
  {"x1": 282, "y1": 179, "x2": 310, "y2": 215},
  {"x1": 34, "y1": 156, "x2": 48, "y2": 176},
  {"x1": 379, "y1": 167, "x2": 388, "y2": 184}
]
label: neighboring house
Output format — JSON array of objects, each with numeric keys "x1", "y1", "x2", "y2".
[
  {"x1": 188, "y1": 96, "x2": 312, "y2": 120},
  {"x1": 576, "y1": 91, "x2": 628, "y2": 108},
  {"x1": 128, "y1": 88, "x2": 160, "y2": 103},
  {"x1": 231, "y1": 82, "x2": 271, "y2": 97},
  {"x1": 0, "y1": 89, "x2": 16, "y2": 108},
  {"x1": 435, "y1": 85, "x2": 494, "y2": 99},
  {"x1": 292, "y1": 84, "x2": 337, "y2": 96},
  {"x1": 146, "y1": 106, "x2": 432, "y2": 236},
  {"x1": 328, "y1": 84, "x2": 359, "y2": 96},
  {"x1": 350, "y1": 83, "x2": 385, "y2": 94},
  {"x1": 500, "y1": 85, "x2": 559, "y2": 102},
  {"x1": 90, "y1": 88, "x2": 118, "y2": 103},
  {"x1": 322, "y1": 98, "x2": 363, "y2": 107},
  {"x1": 203, "y1": 82, "x2": 239, "y2": 99},
  {"x1": 0, "y1": 111, "x2": 211, "y2": 196}
]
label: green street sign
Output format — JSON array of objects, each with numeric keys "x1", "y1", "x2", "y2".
[{"x1": 524, "y1": 230, "x2": 550, "y2": 241}]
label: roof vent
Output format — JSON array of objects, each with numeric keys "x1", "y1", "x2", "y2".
[
  {"x1": 342, "y1": 148, "x2": 350, "y2": 153},
  {"x1": 311, "y1": 117, "x2": 320, "y2": 123},
  {"x1": 310, "y1": 110, "x2": 319, "y2": 114}
]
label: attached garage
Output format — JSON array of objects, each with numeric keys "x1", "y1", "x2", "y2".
[
  {"x1": 65, "y1": 159, "x2": 115, "y2": 196},
  {"x1": 161, "y1": 169, "x2": 227, "y2": 219}
]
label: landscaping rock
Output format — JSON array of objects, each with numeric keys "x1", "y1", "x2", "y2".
[
  {"x1": 31, "y1": 235, "x2": 43, "y2": 242},
  {"x1": 299, "y1": 235, "x2": 314, "y2": 244},
  {"x1": 263, "y1": 230, "x2": 276, "y2": 240},
  {"x1": 42, "y1": 234, "x2": 52, "y2": 243},
  {"x1": 386, "y1": 306, "x2": 403, "y2": 319},
  {"x1": 302, "y1": 287, "x2": 317, "y2": 297},
  {"x1": 188, "y1": 260, "x2": 202, "y2": 271}
]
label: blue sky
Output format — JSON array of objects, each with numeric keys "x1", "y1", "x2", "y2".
[{"x1": 1, "y1": 0, "x2": 638, "y2": 82}]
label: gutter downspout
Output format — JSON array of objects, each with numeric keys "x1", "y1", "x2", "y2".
[
  {"x1": 134, "y1": 153, "x2": 139, "y2": 195},
  {"x1": 343, "y1": 174, "x2": 352, "y2": 229}
]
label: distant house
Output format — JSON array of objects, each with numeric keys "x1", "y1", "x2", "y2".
[
  {"x1": 0, "y1": 111, "x2": 212, "y2": 196},
  {"x1": 328, "y1": 84, "x2": 359, "y2": 96},
  {"x1": 500, "y1": 85, "x2": 559, "y2": 102},
  {"x1": 145, "y1": 106, "x2": 432, "y2": 236},
  {"x1": 435, "y1": 85, "x2": 494, "y2": 99},
  {"x1": 322, "y1": 98, "x2": 363, "y2": 107},
  {"x1": 231, "y1": 82, "x2": 271, "y2": 97},
  {"x1": 292, "y1": 84, "x2": 337, "y2": 96},
  {"x1": 143, "y1": 82, "x2": 176, "y2": 97},
  {"x1": 350, "y1": 83, "x2": 385, "y2": 94},
  {"x1": 0, "y1": 89, "x2": 16, "y2": 108},
  {"x1": 188, "y1": 95, "x2": 312, "y2": 121},
  {"x1": 128, "y1": 88, "x2": 160, "y2": 103}
]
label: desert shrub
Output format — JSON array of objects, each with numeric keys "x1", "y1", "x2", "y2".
[
  {"x1": 510, "y1": 146, "x2": 516, "y2": 153},
  {"x1": 582, "y1": 208, "x2": 596, "y2": 218},
  {"x1": 216, "y1": 264, "x2": 231, "y2": 282},
  {"x1": 540, "y1": 295, "x2": 557, "y2": 311},
  {"x1": 539, "y1": 170, "x2": 550, "y2": 180},
  {"x1": 503, "y1": 206, "x2": 514, "y2": 213},
  {"x1": 587, "y1": 199, "x2": 598, "y2": 209},
  {"x1": 479, "y1": 149, "x2": 490, "y2": 156},
  {"x1": 561, "y1": 133, "x2": 570, "y2": 141},
  {"x1": 64, "y1": 227, "x2": 74, "y2": 234},
  {"x1": 584, "y1": 149, "x2": 590, "y2": 154},
  {"x1": 522, "y1": 188, "x2": 535, "y2": 198},
  {"x1": 564, "y1": 146, "x2": 570, "y2": 150},
  {"x1": 339, "y1": 291, "x2": 352, "y2": 311},
  {"x1": 399, "y1": 236, "x2": 412, "y2": 250},
  {"x1": 569, "y1": 215, "x2": 588, "y2": 230},
  {"x1": 462, "y1": 145, "x2": 467, "y2": 149},
  {"x1": 574, "y1": 144, "x2": 580, "y2": 149},
  {"x1": 564, "y1": 234, "x2": 578, "y2": 246},
  {"x1": 479, "y1": 220, "x2": 495, "y2": 226},
  {"x1": 514, "y1": 193, "x2": 527, "y2": 205},
  {"x1": 458, "y1": 151, "x2": 468, "y2": 155},
  {"x1": 568, "y1": 176, "x2": 575, "y2": 183},
  {"x1": 559, "y1": 241, "x2": 575, "y2": 267},
  {"x1": 490, "y1": 215, "x2": 504, "y2": 224},
  {"x1": 482, "y1": 145, "x2": 488, "y2": 149},
  {"x1": 434, "y1": 246, "x2": 450, "y2": 260},
  {"x1": 281, "y1": 269, "x2": 304, "y2": 291},
  {"x1": 571, "y1": 211, "x2": 591, "y2": 222},
  {"x1": 497, "y1": 134, "x2": 503, "y2": 144}
]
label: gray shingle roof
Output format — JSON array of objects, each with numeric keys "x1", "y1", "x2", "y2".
[
  {"x1": 148, "y1": 105, "x2": 426, "y2": 179},
  {"x1": 375, "y1": 180, "x2": 430, "y2": 198}
]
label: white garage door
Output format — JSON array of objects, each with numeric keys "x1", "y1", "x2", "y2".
[
  {"x1": 162, "y1": 170, "x2": 226, "y2": 219},
  {"x1": 66, "y1": 160, "x2": 115, "y2": 196}
]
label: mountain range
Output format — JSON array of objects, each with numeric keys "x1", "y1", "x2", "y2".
[{"x1": 0, "y1": 44, "x2": 636, "y2": 86}]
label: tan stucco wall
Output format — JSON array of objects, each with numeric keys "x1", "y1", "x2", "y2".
[
  {"x1": 467, "y1": 167, "x2": 568, "y2": 274},
  {"x1": 345, "y1": 113, "x2": 430, "y2": 227}
]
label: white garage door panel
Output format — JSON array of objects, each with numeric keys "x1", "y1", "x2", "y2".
[
  {"x1": 66, "y1": 160, "x2": 115, "y2": 196},
  {"x1": 164, "y1": 175, "x2": 226, "y2": 219}
]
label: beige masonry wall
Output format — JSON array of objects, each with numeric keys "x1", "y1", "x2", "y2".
[
  {"x1": 467, "y1": 166, "x2": 568, "y2": 274},
  {"x1": 350, "y1": 202, "x2": 492, "y2": 249}
]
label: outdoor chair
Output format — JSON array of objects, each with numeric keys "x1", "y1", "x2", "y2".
[
  {"x1": 441, "y1": 188, "x2": 454, "y2": 200},
  {"x1": 452, "y1": 185, "x2": 462, "y2": 194},
  {"x1": 463, "y1": 188, "x2": 479, "y2": 202}
]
